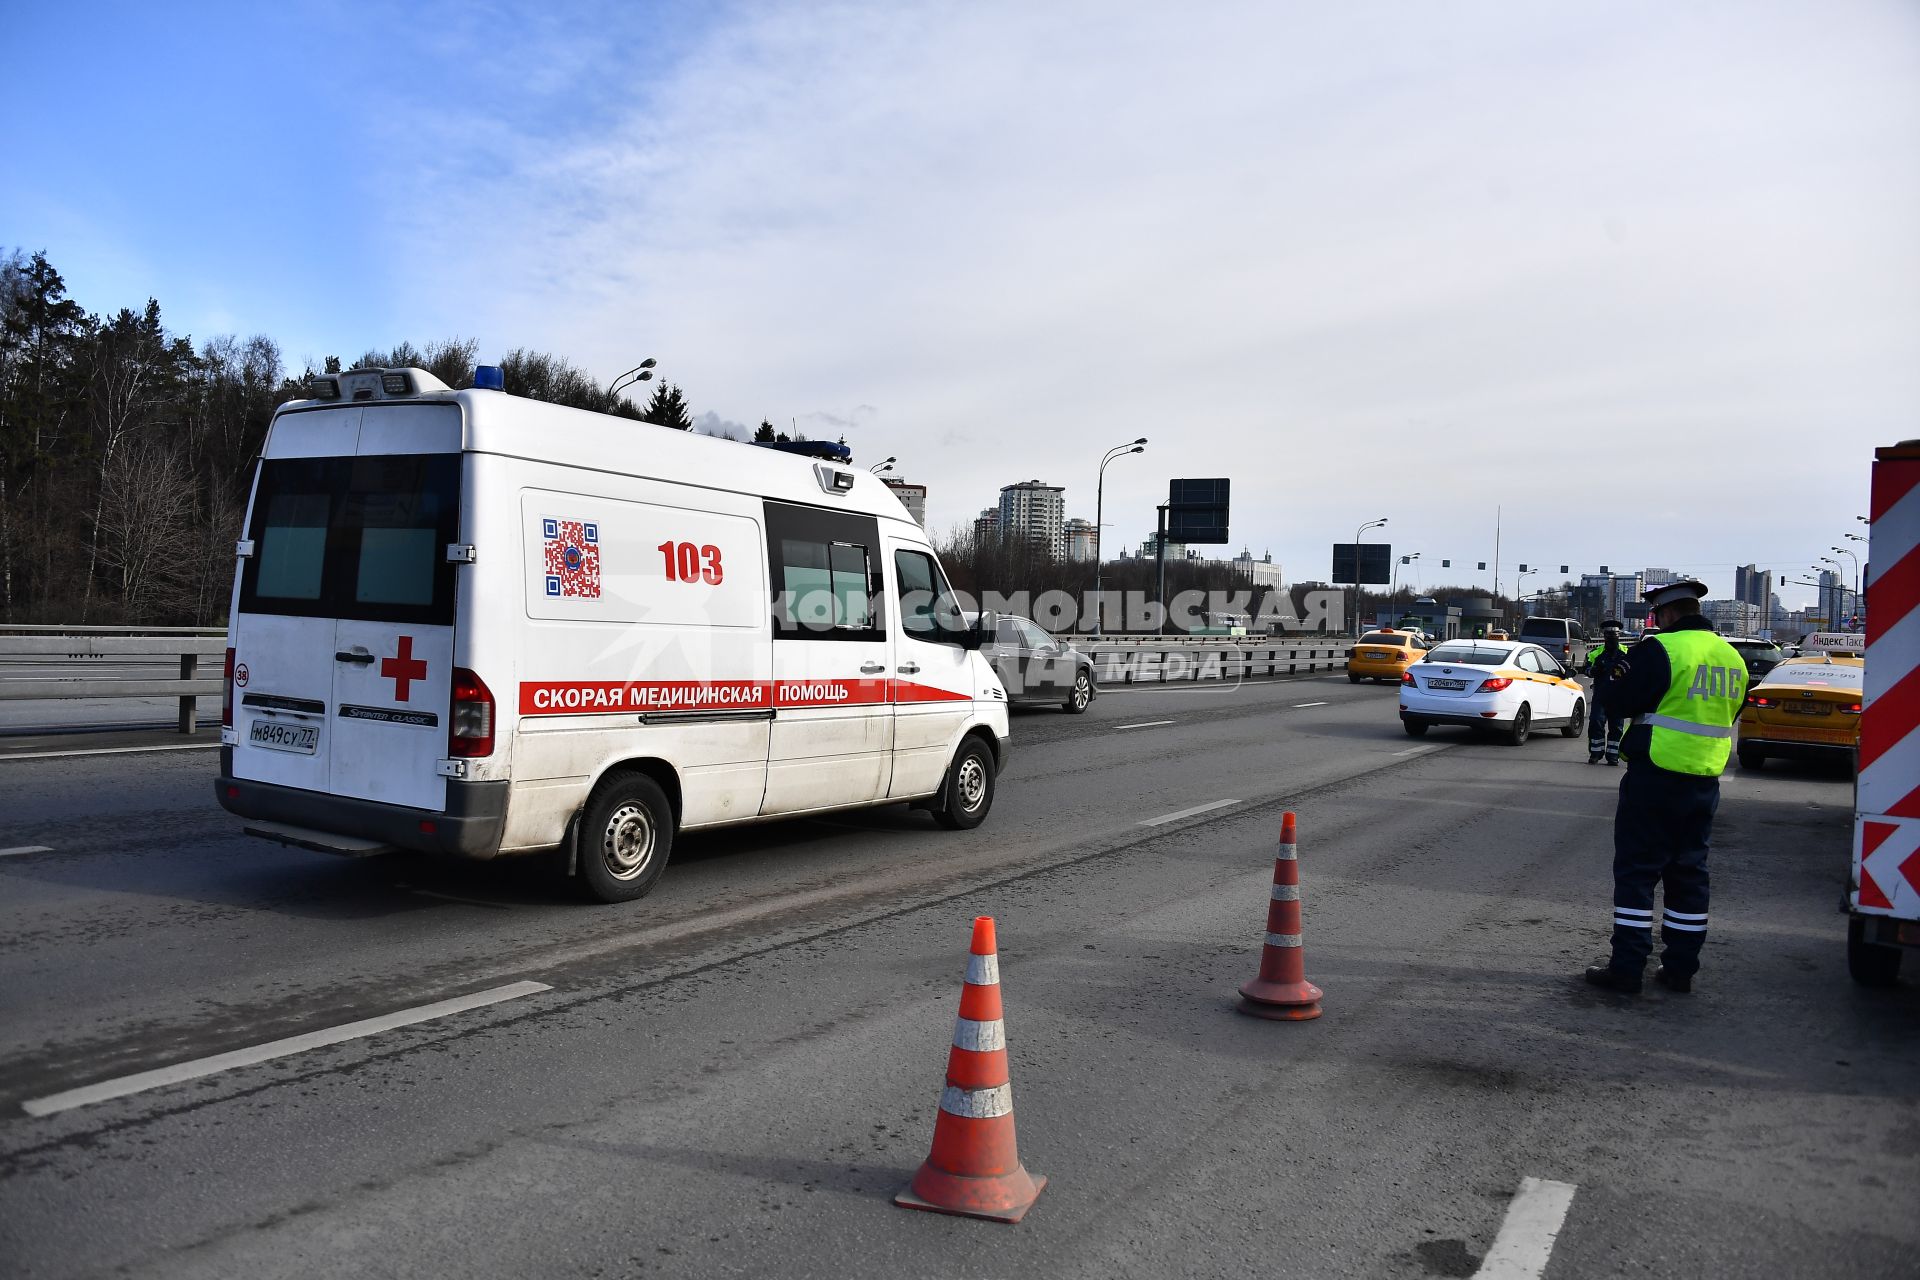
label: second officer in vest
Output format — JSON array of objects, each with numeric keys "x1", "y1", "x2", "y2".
[{"x1": 1584, "y1": 578, "x2": 1745, "y2": 995}]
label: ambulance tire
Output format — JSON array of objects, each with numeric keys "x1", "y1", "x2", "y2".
[
  {"x1": 578, "y1": 773, "x2": 675, "y2": 904},
  {"x1": 933, "y1": 737, "x2": 996, "y2": 830}
]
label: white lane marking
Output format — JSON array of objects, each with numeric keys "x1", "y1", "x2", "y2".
[
  {"x1": 1114, "y1": 720, "x2": 1176, "y2": 730},
  {"x1": 1393, "y1": 745, "x2": 1442, "y2": 756},
  {"x1": 20, "y1": 980, "x2": 551, "y2": 1117},
  {"x1": 1139, "y1": 799, "x2": 1238, "y2": 827},
  {"x1": 1, "y1": 742, "x2": 220, "y2": 762},
  {"x1": 1473, "y1": 1177, "x2": 1577, "y2": 1279},
  {"x1": 1292, "y1": 701, "x2": 1329, "y2": 708},
  {"x1": 0, "y1": 845, "x2": 53, "y2": 857}
]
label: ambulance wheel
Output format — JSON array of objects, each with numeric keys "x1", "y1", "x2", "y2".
[
  {"x1": 1847, "y1": 917, "x2": 1903, "y2": 988},
  {"x1": 1561, "y1": 699, "x2": 1584, "y2": 738},
  {"x1": 579, "y1": 773, "x2": 674, "y2": 904},
  {"x1": 1505, "y1": 704, "x2": 1531, "y2": 746},
  {"x1": 1064, "y1": 668, "x2": 1094, "y2": 713},
  {"x1": 934, "y1": 738, "x2": 995, "y2": 830}
]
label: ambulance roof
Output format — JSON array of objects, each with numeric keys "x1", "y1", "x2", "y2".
[{"x1": 273, "y1": 372, "x2": 917, "y2": 525}]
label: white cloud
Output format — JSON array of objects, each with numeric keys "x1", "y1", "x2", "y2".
[{"x1": 388, "y1": 0, "x2": 1920, "y2": 603}]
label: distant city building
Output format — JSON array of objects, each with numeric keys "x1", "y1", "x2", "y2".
[
  {"x1": 1063, "y1": 517, "x2": 1097, "y2": 562},
  {"x1": 1579, "y1": 572, "x2": 1645, "y2": 624},
  {"x1": 1733, "y1": 564, "x2": 1773, "y2": 610},
  {"x1": 1138, "y1": 533, "x2": 1188, "y2": 560},
  {"x1": 1232, "y1": 548, "x2": 1285, "y2": 588},
  {"x1": 1704, "y1": 598, "x2": 1766, "y2": 635},
  {"x1": 1642, "y1": 568, "x2": 1675, "y2": 587},
  {"x1": 973, "y1": 507, "x2": 1001, "y2": 541},
  {"x1": 882, "y1": 478, "x2": 927, "y2": 528},
  {"x1": 1816, "y1": 569, "x2": 1861, "y2": 629},
  {"x1": 998, "y1": 480, "x2": 1066, "y2": 558}
]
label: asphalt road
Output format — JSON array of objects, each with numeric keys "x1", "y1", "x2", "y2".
[{"x1": 1, "y1": 673, "x2": 1914, "y2": 1279}]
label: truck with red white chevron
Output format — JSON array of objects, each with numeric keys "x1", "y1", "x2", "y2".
[{"x1": 1848, "y1": 438, "x2": 1920, "y2": 985}]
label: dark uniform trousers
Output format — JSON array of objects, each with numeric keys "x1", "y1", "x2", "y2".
[
  {"x1": 1587, "y1": 691, "x2": 1627, "y2": 761},
  {"x1": 1610, "y1": 766, "x2": 1716, "y2": 977}
]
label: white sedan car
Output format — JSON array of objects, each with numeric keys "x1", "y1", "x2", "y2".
[{"x1": 1398, "y1": 639, "x2": 1587, "y2": 745}]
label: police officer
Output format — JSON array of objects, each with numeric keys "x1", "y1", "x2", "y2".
[
  {"x1": 1584, "y1": 579, "x2": 1745, "y2": 995},
  {"x1": 1585, "y1": 619, "x2": 1631, "y2": 765}
]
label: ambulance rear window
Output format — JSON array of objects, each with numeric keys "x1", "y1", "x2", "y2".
[{"x1": 240, "y1": 454, "x2": 460, "y2": 626}]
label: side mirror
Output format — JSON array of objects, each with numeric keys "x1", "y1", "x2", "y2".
[{"x1": 967, "y1": 609, "x2": 998, "y2": 652}]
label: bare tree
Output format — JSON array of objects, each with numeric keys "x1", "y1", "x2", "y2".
[{"x1": 96, "y1": 435, "x2": 199, "y2": 623}]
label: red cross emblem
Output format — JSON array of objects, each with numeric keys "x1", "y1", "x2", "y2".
[{"x1": 380, "y1": 636, "x2": 428, "y2": 702}]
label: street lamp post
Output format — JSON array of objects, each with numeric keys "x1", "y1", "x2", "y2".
[
  {"x1": 1390, "y1": 552, "x2": 1421, "y2": 622},
  {"x1": 1351, "y1": 517, "x2": 1388, "y2": 636},
  {"x1": 1093, "y1": 438, "x2": 1148, "y2": 635},
  {"x1": 869, "y1": 456, "x2": 896, "y2": 475},
  {"x1": 607, "y1": 357, "x2": 658, "y2": 401}
]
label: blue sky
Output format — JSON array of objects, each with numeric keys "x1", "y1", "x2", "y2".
[{"x1": 6, "y1": 1, "x2": 1917, "y2": 611}]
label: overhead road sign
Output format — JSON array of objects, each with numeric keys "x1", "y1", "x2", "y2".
[
  {"x1": 1166, "y1": 478, "x2": 1230, "y2": 544},
  {"x1": 1333, "y1": 543, "x2": 1392, "y2": 586}
]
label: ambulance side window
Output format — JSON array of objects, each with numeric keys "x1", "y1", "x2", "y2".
[
  {"x1": 894, "y1": 549, "x2": 967, "y2": 648},
  {"x1": 764, "y1": 501, "x2": 884, "y2": 641}
]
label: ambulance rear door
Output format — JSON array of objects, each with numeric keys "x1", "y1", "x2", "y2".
[{"x1": 231, "y1": 403, "x2": 462, "y2": 813}]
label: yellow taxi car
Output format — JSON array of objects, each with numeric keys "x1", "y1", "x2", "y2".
[
  {"x1": 1735, "y1": 654, "x2": 1864, "y2": 771},
  {"x1": 1348, "y1": 629, "x2": 1429, "y2": 683}
]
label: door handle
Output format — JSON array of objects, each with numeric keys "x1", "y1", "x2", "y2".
[
  {"x1": 334, "y1": 649, "x2": 375, "y2": 665},
  {"x1": 897, "y1": 663, "x2": 921, "y2": 675},
  {"x1": 860, "y1": 662, "x2": 886, "y2": 674}
]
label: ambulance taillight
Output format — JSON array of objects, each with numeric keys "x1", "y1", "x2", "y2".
[
  {"x1": 222, "y1": 647, "x2": 235, "y2": 728},
  {"x1": 449, "y1": 668, "x2": 495, "y2": 757}
]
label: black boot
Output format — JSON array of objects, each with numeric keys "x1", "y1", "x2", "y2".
[
  {"x1": 1653, "y1": 967, "x2": 1692, "y2": 993},
  {"x1": 1584, "y1": 965, "x2": 1642, "y2": 994}
]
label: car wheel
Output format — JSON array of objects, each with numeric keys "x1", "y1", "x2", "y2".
[
  {"x1": 1847, "y1": 917, "x2": 1903, "y2": 987},
  {"x1": 1737, "y1": 743, "x2": 1765, "y2": 771},
  {"x1": 1348, "y1": 673, "x2": 1361, "y2": 684},
  {"x1": 1403, "y1": 718, "x2": 1429, "y2": 738},
  {"x1": 933, "y1": 737, "x2": 996, "y2": 830},
  {"x1": 1505, "y1": 704, "x2": 1532, "y2": 746},
  {"x1": 1561, "y1": 698, "x2": 1584, "y2": 738},
  {"x1": 1064, "y1": 668, "x2": 1093, "y2": 714},
  {"x1": 578, "y1": 772, "x2": 675, "y2": 904}
]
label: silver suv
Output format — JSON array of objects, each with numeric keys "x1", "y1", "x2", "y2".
[{"x1": 1517, "y1": 616, "x2": 1589, "y2": 673}]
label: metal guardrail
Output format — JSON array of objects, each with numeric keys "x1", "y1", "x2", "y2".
[
  {"x1": 1076, "y1": 637, "x2": 1354, "y2": 685},
  {"x1": 0, "y1": 626, "x2": 226, "y2": 734}
]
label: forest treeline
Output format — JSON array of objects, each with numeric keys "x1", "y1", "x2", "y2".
[{"x1": 0, "y1": 250, "x2": 719, "y2": 625}]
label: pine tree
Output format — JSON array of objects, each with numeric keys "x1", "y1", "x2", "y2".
[
  {"x1": 753, "y1": 420, "x2": 776, "y2": 442},
  {"x1": 640, "y1": 382, "x2": 693, "y2": 431}
]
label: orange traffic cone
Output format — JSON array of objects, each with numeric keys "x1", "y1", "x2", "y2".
[
  {"x1": 1238, "y1": 811, "x2": 1324, "y2": 1020},
  {"x1": 895, "y1": 916, "x2": 1047, "y2": 1223}
]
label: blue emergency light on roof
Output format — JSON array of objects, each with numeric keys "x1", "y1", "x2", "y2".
[
  {"x1": 473, "y1": 365, "x2": 506, "y2": 391},
  {"x1": 756, "y1": 439, "x2": 853, "y2": 464}
]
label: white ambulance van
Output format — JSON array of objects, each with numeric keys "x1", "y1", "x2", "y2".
[{"x1": 216, "y1": 365, "x2": 1011, "y2": 903}]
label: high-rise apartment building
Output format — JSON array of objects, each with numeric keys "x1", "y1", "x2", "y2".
[
  {"x1": 1063, "y1": 517, "x2": 1097, "y2": 562},
  {"x1": 882, "y1": 478, "x2": 927, "y2": 528},
  {"x1": 1734, "y1": 564, "x2": 1772, "y2": 609},
  {"x1": 998, "y1": 480, "x2": 1066, "y2": 559}
]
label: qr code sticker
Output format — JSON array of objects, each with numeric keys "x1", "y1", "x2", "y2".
[{"x1": 542, "y1": 518, "x2": 602, "y2": 599}]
